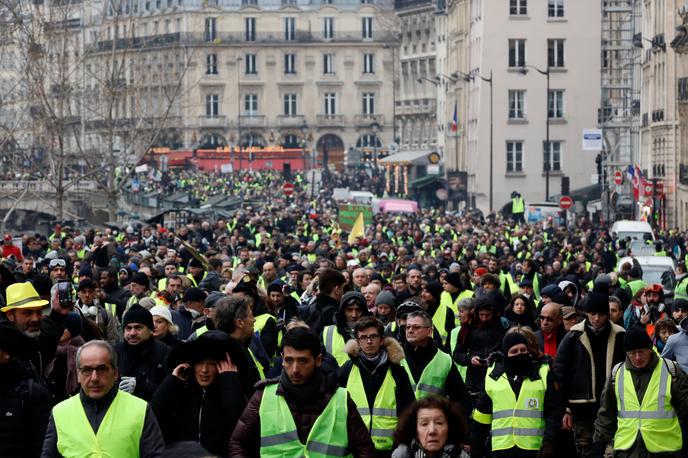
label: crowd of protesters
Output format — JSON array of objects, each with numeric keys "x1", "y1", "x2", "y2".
[{"x1": 1, "y1": 177, "x2": 688, "y2": 457}]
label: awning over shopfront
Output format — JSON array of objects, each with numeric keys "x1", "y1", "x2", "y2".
[
  {"x1": 379, "y1": 150, "x2": 430, "y2": 165},
  {"x1": 410, "y1": 174, "x2": 441, "y2": 189}
]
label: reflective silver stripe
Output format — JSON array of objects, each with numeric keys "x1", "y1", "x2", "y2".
[
  {"x1": 307, "y1": 441, "x2": 349, "y2": 456},
  {"x1": 325, "y1": 326, "x2": 335, "y2": 354},
  {"x1": 370, "y1": 428, "x2": 395, "y2": 438},
  {"x1": 370, "y1": 408, "x2": 396, "y2": 417},
  {"x1": 417, "y1": 383, "x2": 444, "y2": 395},
  {"x1": 491, "y1": 427, "x2": 544, "y2": 437},
  {"x1": 618, "y1": 410, "x2": 676, "y2": 419},
  {"x1": 261, "y1": 430, "x2": 299, "y2": 447},
  {"x1": 617, "y1": 362, "x2": 675, "y2": 419},
  {"x1": 492, "y1": 409, "x2": 543, "y2": 420}
]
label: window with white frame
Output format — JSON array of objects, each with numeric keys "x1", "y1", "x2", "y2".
[
  {"x1": 506, "y1": 141, "x2": 523, "y2": 173},
  {"x1": 323, "y1": 53, "x2": 335, "y2": 74},
  {"x1": 508, "y1": 39, "x2": 526, "y2": 67},
  {"x1": 548, "y1": 0, "x2": 564, "y2": 17},
  {"x1": 363, "y1": 53, "x2": 374, "y2": 74},
  {"x1": 284, "y1": 17, "x2": 295, "y2": 41},
  {"x1": 324, "y1": 17, "x2": 334, "y2": 39},
  {"x1": 548, "y1": 90, "x2": 564, "y2": 118},
  {"x1": 284, "y1": 53, "x2": 296, "y2": 74},
  {"x1": 543, "y1": 141, "x2": 562, "y2": 171},
  {"x1": 324, "y1": 92, "x2": 337, "y2": 114},
  {"x1": 510, "y1": 0, "x2": 527, "y2": 16},
  {"x1": 206, "y1": 54, "x2": 217, "y2": 75},
  {"x1": 362, "y1": 17, "x2": 373, "y2": 39},
  {"x1": 548, "y1": 39, "x2": 565, "y2": 67},
  {"x1": 205, "y1": 94, "x2": 219, "y2": 117},
  {"x1": 362, "y1": 92, "x2": 375, "y2": 114},
  {"x1": 508, "y1": 90, "x2": 526, "y2": 119},
  {"x1": 245, "y1": 54, "x2": 257, "y2": 74},
  {"x1": 284, "y1": 93, "x2": 297, "y2": 116},
  {"x1": 244, "y1": 94, "x2": 258, "y2": 115}
]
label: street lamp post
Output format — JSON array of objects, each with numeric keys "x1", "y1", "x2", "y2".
[
  {"x1": 370, "y1": 120, "x2": 380, "y2": 172},
  {"x1": 300, "y1": 120, "x2": 308, "y2": 171},
  {"x1": 520, "y1": 64, "x2": 551, "y2": 201},
  {"x1": 452, "y1": 70, "x2": 493, "y2": 211}
]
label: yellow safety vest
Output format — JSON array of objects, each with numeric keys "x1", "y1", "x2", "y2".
[
  {"x1": 401, "y1": 349, "x2": 452, "y2": 399},
  {"x1": 448, "y1": 326, "x2": 467, "y2": 381},
  {"x1": 472, "y1": 364, "x2": 549, "y2": 451},
  {"x1": 613, "y1": 359, "x2": 682, "y2": 452},
  {"x1": 254, "y1": 313, "x2": 276, "y2": 337},
  {"x1": 431, "y1": 302, "x2": 452, "y2": 346},
  {"x1": 322, "y1": 325, "x2": 349, "y2": 366},
  {"x1": 345, "y1": 365, "x2": 397, "y2": 450},
  {"x1": 248, "y1": 347, "x2": 266, "y2": 380},
  {"x1": 512, "y1": 197, "x2": 525, "y2": 214},
  {"x1": 54, "y1": 390, "x2": 146, "y2": 458},
  {"x1": 258, "y1": 383, "x2": 352, "y2": 457},
  {"x1": 440, "y1": 290, "x2": 473, "y2": 325}
]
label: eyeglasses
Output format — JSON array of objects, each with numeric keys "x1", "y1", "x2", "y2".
[
  {"x1": 357, "y1": 334, "x2": 381, "y2": 342},
  {"x1": 405, "y1": 325, "x2": 431, "y2": 331},
  {"x1": 539, "y1": 316, "x2": 556, "y2": 322},
  {"x1": 78, "y1": 365, "x2": 111, "y2": 377}
]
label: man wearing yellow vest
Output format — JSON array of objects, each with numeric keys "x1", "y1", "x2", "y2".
[
  {"x1": 593, "y1": 326, "x2": 688, "y2": 458},
  {"x1": 338, "y1": 316, "x2": 415, "y2": 453},
  {"x1": 401, "y1": 310, "x2": 467, "y2": 404},
  {"x1": 41, "y1": 340, "x2": 164, "y2": 457},
  {"x1": 511, "y1": 191, "x2": 525, "y2": 224},
  {"x1": 471, "y1": 332, "x2": 561, "y2": 458},
  {"x1": 321, "y1": 292, "x2": 371, "y2": 367},
  {"x1": 229, "y1": 327, "x2": 377, "y2": 457},
  {"x1": 440, "y1": 272, "x2": 474, "y2": 325}
]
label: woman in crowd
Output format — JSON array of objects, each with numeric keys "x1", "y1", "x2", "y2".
[
  {"x1": 504, "y1": 295, "x2": 537, "y2": 330},
  {"x1": 151, "y1": 305, "x2": 184, "y2": 348}
]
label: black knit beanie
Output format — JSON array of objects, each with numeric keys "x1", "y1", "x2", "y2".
[
  {"x1": 123, "y1": 304, "x2": 154, "y2": 330},
  {"x1": 623, "y1": 326, "x2": 652, "y2": 352}
]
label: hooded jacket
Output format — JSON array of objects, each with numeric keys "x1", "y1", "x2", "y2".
[
  {"x1": 558, "y1": 280, "x2": 579, "y2": 308},
  {"x1": 338, "y1": 337, "x2": 415, "y2": 417},
  {"x1": 661, "y1": 317, "x2": 688, "y2": 373}
]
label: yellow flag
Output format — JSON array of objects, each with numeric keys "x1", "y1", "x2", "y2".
[{"x1": 348, "y1": 212, "x2": 365, "y2": 244}]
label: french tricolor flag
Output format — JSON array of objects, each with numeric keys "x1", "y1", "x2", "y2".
[{"x1": 451, "y1": 102, "x2": 458, "y2": 133}]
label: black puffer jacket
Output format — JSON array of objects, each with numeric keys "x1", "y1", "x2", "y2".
[
  {"x1": 115, "y1": 337, "x2": 170, "y2": 400},
  {"x1": 151, "y1": 372, "x2": 246, "y2": 457},
  {"x1": 0, "y1": 359, "x2": 52, "y2": 458}
]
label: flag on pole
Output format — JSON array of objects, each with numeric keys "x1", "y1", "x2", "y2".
[
  {"x1": 348, "y1": 212, "x2": 365, "y2": 244},
  {"x1": 451, "y1": 102, "x2": 458, "y2": 133},
  {"x1": 626, "y1": 165, "x2": 635, "y2": 182},
  {"x1": 632, "y1": 164, "x2": 643, "y2": 200}
]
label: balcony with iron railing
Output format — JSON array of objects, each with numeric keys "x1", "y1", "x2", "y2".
[
  {"x1": 198, "y1": 115, "x2": 228, "y2": 128},
  {"x1": 354, "y1": 114, "x2": 385, "y2": 127},
  {"x1": 239, "y1": 114, "x2": 267, "y2": 128},
  {"x1": 277, "y1": 114, "x2": 306, "y2": 128},
  {"x1": 316, "y1": 114, "x2": 345, "y2": 126}
]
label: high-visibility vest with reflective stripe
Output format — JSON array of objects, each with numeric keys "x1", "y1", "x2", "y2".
[
  {"x1": 674, "y1": 276, "x2": 688, "y2": 301},
  {"x1": 613, "y1": 360, "x2": 682, "y2": 452},
  {"x1": 248, "y1": 347, "x2": 266, "y2": 379},
  {"x1": 345, "y1": 365, "x2": 397, "y2": 450},
  {"x1": 448, "y1": 326, "x2": 467, "y2": 381},
  {"x1": 440, "y1": 290, "x2": 473, "y2": 326},
  {"x1": 431, "y1": 301, "x2": 452, "y2": 346},
  {"x1": 322, "y1": 325, "x2": 348, "y2": 366},
  {"x1": 259, "y1": 383, "x2": 352, "y2": 458},
  {"x1": 254, "y1": 313, "x2": 276, "y2": 337},
  {"x1": 512, "y1": 197, "x2": 525, "y2": 214},
  {"x1": 103, "y1": 302, "x2": 118, "y2": 318},
  {"x1": 401, "y1": 349, "x2": 452, "y2": 399},
  {"x1": 473, "y1": 363, "x2": 548, "y2": 451},
  {"x1": 54, "y1": 390, "x2": 146, "y2": 458},
  {"x1": 186, "y1": 271, "x2": 207, "y2": 288}
]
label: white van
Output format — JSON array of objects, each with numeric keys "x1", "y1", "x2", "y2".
[{"x1": 610, "y1": 220, "x2": 655, "y2": 242}]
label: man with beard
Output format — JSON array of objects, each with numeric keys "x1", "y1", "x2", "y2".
[
  {"x1": 153, "y1": 274, "x2": 182, "y2": 308},
  {"x1": 99, "y1": 267, "x2": 131, "y2": 320},
  {"x1": 114, "y1": 305, "x2": 170, "y2": 401},
  {"x1": 321, "y1": 292, "x2": 370, "y2": 367},
  {"x1": 623, "y1": 284, "x2": 669, "y2": 334},
  {"x1": 1, "y1": 282, "x2": 70, "y2": 381},
  {"x1": 554, "y1": 290, "x2": 625, "y2": 457},
  {"x1": 396, "y1": 267, "x2": 423, "y2": 303},
  {"x1": 471, "y1": 332, "x2": 562, "y2": 458}
]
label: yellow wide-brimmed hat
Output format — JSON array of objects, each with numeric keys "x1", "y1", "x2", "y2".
[{"x1": 1, "y1": 282, "x2": 49, "y2": 313}]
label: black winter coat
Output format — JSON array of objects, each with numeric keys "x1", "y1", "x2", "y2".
[
  {"x1": 453, "y1": 323, "x2": 506, "y2": 393},
  {"x1": 151, "y1": 373, "x2": 247, "y2": 457},
  {"x1": 0, "y1": 359, "x2": 52, "y2": 458},
  {"x1": 115, "y1": 338, "x2": 170, "y2": 401}
]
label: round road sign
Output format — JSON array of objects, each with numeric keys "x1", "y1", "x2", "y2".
[
  {"x1": 559, "y1": 195, "x2": 574, "y2": 210},
  {"x1": 614, "y1": 170, "x2": 624, "y2": 185},
  {"x1": 283, "y1": 182, "x2": 295, "y2": 196}
]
